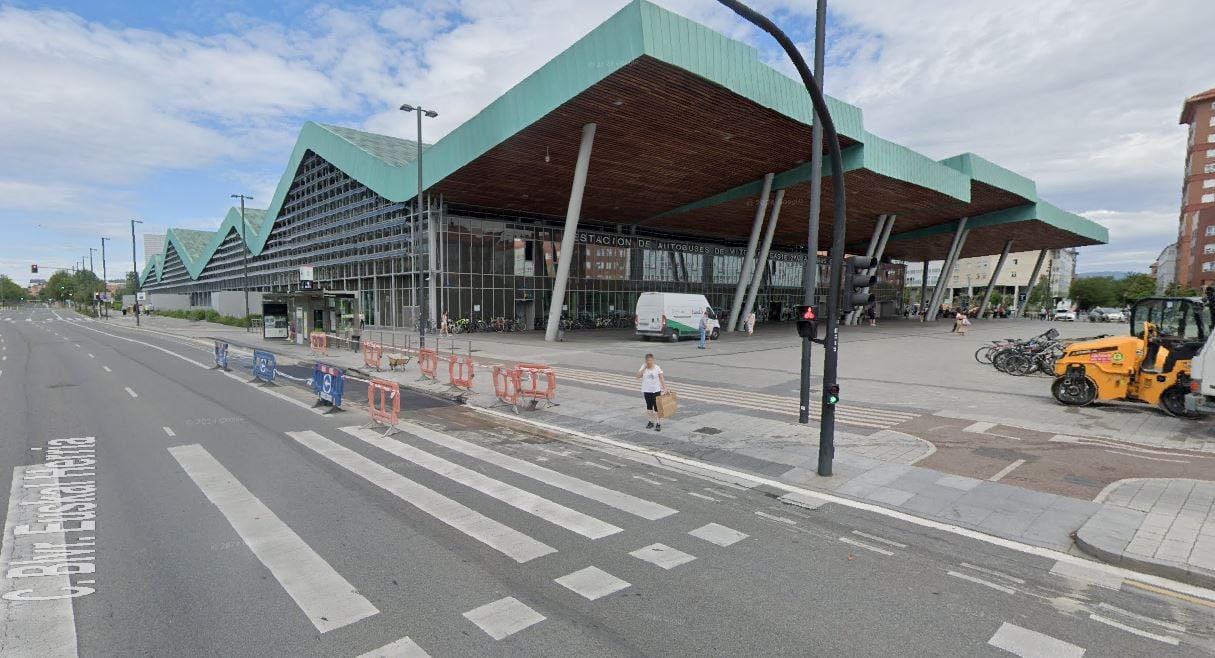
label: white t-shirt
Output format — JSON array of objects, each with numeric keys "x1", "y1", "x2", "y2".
[{"x1": 640, "y1": 364, "x2": 664, "y2": 393}]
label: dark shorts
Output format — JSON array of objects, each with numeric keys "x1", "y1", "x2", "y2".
[{"x1": 643, "y1": 391, "x2": 661, "y2": 410}]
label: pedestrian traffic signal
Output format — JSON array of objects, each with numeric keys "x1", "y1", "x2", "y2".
[
  {"x1": 30, "y1": 264, "x2": 37, "y2": 273},
  {"x1": 843, "y1": 256, "x2": 876, "y2": 308},
  {"x1": 826, "y1": 383, "x2": 840, "y2": 405},
  {"x1": 796, "y1": 304, "x2": 818, "y2": 339}
]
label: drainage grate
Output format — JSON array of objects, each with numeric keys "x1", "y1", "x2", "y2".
[{"x1": 694, "y1": 427, "x2": 722, "y2": 435}]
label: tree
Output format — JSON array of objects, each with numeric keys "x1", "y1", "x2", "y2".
[
  {"x1": 42, "y1": 270, "x2": 76, "y2": 302},
  {"x1": 1069, "y1": 276, "x2": 1118, "y2": 310},
  {"x1": 1164, "y1": 281, "x2": 1200, "y2": 297},
  {"x1": 1118, "y1": 273, "x2": 1156, "y2": 305},
  {"x1": 119, "y1": 271, "x2": 139, "y2": 297},
  {"x1": 0, "y1": 275, "x2": 24, "y2": 304},
  {"x1": 1027, "y1": 275, "x2": 1050, "y2": 309}
]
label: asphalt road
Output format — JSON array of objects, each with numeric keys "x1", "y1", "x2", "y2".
[{"x1": 2, "y1": 305, "x2": 1214, "y2": 656}]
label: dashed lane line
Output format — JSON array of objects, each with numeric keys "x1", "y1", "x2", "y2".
[
  {"x1": 987, "y1": 459, "x2": 1026, "y2": 482},
  {"x1": 754, "y1": 511, "x2": 797, "y2": 525},
  {"x1": 959, "y1": 563, "x2": 1025, "y2": 585},
  {"x1": 124, "y1": 387, "x2": 138, "y2": 398},
  {"x1": 102, "y1": 366, "x2": 111, "y2": 373},
  {"x1": 851, "y1": 530, "x2": 907, "y2": 548},
  {"x1": 168, "y1": 444, "x2": 378, "y2": 633},
  {"x1": 162, "y1": 427, "x2": 175, "y2": 437},
  {"x1": 947, "y1": 570, "x2": 1016, "y2": 595},
  {"x1": 1089, "y1": 614, "x2": 1179, "y2": 646},
  {"x1": 839, "y1": 536, "x2": 894, "y2": 556},
  {"x1": 687, "y1": 492, "x2": 718, "y2": 502}
]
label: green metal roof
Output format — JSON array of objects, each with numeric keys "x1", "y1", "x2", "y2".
[{"x1": 142, "y1": 0, "x2": 1106, "y2": 286}]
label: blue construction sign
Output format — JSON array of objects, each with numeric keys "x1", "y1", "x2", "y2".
[
  {"x1": 253, "y1": 349, "x2": 276, "y2": 383},
  {"x1": 312, "y1": 362, "x2": 345, "y2": 408},
  {"x1": 214, "y1": 340, "x2": 229, "y2": 369}
]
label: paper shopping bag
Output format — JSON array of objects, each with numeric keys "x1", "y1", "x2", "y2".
[{"x1": 656, "y1": 391, "x2": 679, "y2": 418}]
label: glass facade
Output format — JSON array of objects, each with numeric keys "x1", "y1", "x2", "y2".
[{"x1": 147, "y1": 151, "x2": 905, "y2": 330}]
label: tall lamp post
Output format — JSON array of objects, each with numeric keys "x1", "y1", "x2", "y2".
[
  {"x1": 232, "y1": 194, "x2": 254, "y2": 332},
  {"x1": 400, "y1": 103, "x2": 438, "y2": 348},
  {"x1": 101, "y1": 237, "x2": 111, "y2": 318},
  {"x1": 131, "y1": 219, "x2": 143, "y2": 327}
]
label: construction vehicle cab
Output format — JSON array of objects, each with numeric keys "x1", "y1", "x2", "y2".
[{"x1": 1051, "y1": 297, "x2": 1213, "y2": 417}]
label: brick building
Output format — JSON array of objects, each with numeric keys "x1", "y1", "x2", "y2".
[{"x1": 1176, "y1": 87, "x2": 1215, "y2": 289}]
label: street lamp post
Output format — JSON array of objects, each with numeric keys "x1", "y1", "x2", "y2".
[
  {"x1": 101, "y1": 237, "x2": 111, "y2": 318},
  {"x1": 88, "y1": 248, "x2": 98, "y2": 316},
  {"x1": 400, "y1": 103, "x2": 438, "y2": 348},
  {"x1": 131, "y1": 219, "x2": 143, "y2": 327},
  {"x1": 232, "y1": 194, "x2": 254, "y2": 332}
]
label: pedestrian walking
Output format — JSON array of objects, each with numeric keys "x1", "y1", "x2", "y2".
[
  {"x1": 636, "y1": 353, "x2": 668, "y2": 432},
  {"x1": 956, "y1": 310, "x2": 970, "y2": 336},
  {"x1": 865, "y1": 304, "x2": 877, "y2": 326},
  {"x1": 746, "y1": 311, "x2": 756, "y2": 336},
  {"x1": 698, "y1": 309, "x2": 708, "y2": 349},
  {"x1": 440, "y1": 310, "x2": 450, "y2": 336}
]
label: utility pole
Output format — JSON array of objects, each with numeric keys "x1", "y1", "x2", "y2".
[
  {"x1": 799, "y1": 0, "x2": 827, "y2": 426},
  {"x1": 131, "y1": 219, "x2": 143, "y2": 327},
  {"x1": 101, "y1": 237, "x2": 111, "y2": 318},
  {"x1": 400, "y1": 103, "x2": 438, "y2": 348},
  {"x1": 232, "y1": 194, "x2": 254, "y2": 332}
]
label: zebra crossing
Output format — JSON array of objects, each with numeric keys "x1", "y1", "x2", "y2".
[
  {"x1": 551, "y1": 366, "x2": 919, "y2": 430},
  {"x1": 169, "y1": 422, "x2": 753, "y2": 652}
]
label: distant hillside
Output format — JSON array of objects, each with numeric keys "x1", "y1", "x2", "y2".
[{"x1": 1075, "y1": 271, "x2": 1136, "y2": 280}]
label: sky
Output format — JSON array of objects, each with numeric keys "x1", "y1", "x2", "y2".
[{"x1": 0, "y1": 0, "x2": 1212, "y2": 286}]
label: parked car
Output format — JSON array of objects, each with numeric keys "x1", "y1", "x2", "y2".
[
  {"x1": 1054, "y1": 309, "x2": 1077, "y2": 322},
  {"x1": 1101, "y1": 308, "x2": 1126, "y2": 323}
]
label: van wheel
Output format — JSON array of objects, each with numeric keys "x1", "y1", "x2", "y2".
[
  {"x1": 667, "y1": 331, "x2": 679, "y2": 343},
  {"x1": 710, "y1": 328, "x2": 720, "y2": 340},
  {"x1": 641, "y1": 335, "x2": 650, "y2": 342}
]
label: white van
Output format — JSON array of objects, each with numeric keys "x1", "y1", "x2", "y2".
[{"x1": 635, "y1": 292, "x2": 720, "y2": 342}]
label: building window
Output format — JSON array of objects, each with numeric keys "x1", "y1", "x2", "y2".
[
  {"x1": 1205, "y1": 244, "x2": 1215, "y2": 255},
  {"x1": 1210, "y1": 116, "x2": 1215, "y2": 128},
  {"x1": 1205, "y1": 262, "x2": 1215, "y2": 272},
  {"x1": 1203, "y1": 193, "x2": 1215, "y2": 204},
  {"x1": 1206, "y1": 179, "x2": 1215, "y2": 189},
  {"x1": 1208, "y1": 226, "x2": 1215, "y2": 237},
  {"x1": 1206, "y1": 164, "x2": 1215, "y2": 174},
  {"x1": 1208, "y1": 149, "x2": 1215, "y2": 159}
]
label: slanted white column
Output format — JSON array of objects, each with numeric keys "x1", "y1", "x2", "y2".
[
  {"x1": 741, "y1": 189, "x2": 785, "y2": 328},
  {"x1": 853, "y1": 214, "x2": 897, "y2": 324},
  {"x1": 1017, "y1": 249, "x2": 1048, "y2": 318},
  {"x1": 919, "y1": 260, "x2": 929, "y2": 320},
  {"x1": 925, "y1": 218, "x2": 969, "y2": 319},
  {"x1": 728, "y1": 172, "x2": 774, "y2": 331},
  {"x1": 544, "y1": 123, "x2": 596, "y2": 342},
  {"x1": 846, "y1": 214, "x2": 888, "y2": 324},
  {"x1": 978, "y1": 239, "x2": 1014, "y2": 318}
]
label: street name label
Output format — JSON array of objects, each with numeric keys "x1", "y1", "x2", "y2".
[{"x1": 0, "y1": 437, "x2": 98, "y2": 657}]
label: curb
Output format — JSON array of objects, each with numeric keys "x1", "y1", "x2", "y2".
[{"x1": 1074, "y1": 525, "x2": 1215, "y2": 591}]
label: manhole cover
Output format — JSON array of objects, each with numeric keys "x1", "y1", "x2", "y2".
[{"x1": 694, "y1": 427, "x2": 722, "y2": 435}]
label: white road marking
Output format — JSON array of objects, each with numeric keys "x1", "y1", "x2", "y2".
[
  {"x1": 555, "y1": 566, "x2": 631, "y2": 600},
  {"x1": 754, "y1": 511, "x2": 797, "y2": 525},
  {"x1": 463, "y1": 597, "x2": 545, "y2": 640},
  {"x1": 0, "y1": 465, "x2": 81, "y2": 658},
  {"x1": 1, "y1": 356, "x2": 5, "y2": 361},
  {"x1": 948, "y1": 570, "x2": 1016, "y2": 594},
  {"x1": 540, "y1": 448, "x2": 577, "y2": 457},
  {"x1": 87, "y1": 353, "x2": 94, "y2": 358},
  {"x1": 963, "y1": 421, "x2": 995, "y2": 433},
  {"x1": 356, "y1": 636, "x2": 430, "y2": 658},
  {"x1": 988, "y1": 622, "x2": 1084, "y2": 658},
  {"x1": 583, "y1": 461, "x2": 612, "y2": 470},
  {"x1": 689, "y1": 523, "x2": 748, "y2": 547},
  {"x1": 630, "y1": 543, "x2": 696, "y2": 569},
  {"x1": 168, "y1": 444, "x2": 378, "y2": 633},
  {"x1": 959, "y1": 563, "x2": 1025, "y2": 584},
  {"x1": 687, "y1": 492, "x2": 717, "y2": 502},
  {"x1": 988, "y1": 458, "x2": 1026, "y2": 482},
  {"x1": 102, "y1": 366, "x2": 111, "y2": 373},
  {"x1": 1089, "y1": 613, "x2": 1178, "y2": 645},
  {"x1": 1102, "y1": 450, "x2": 1189, "y2": 464},
  {"x1": 633, "y1": 475, "x2": 664, "y2": 486},
  {"x1": 706, "y1": 488, "x2": 737, "y2": 499},
  {"x1": 73, "y1": 344, "x2": 80, "y2": 348},
  {"x1": 398, "y1": 421, "x2": 676, "y2": 520},
  {"x1": 851, "y1": 530, "x2": 907, "y2": 548},
  {"x1": 162, "y1": 427, "x2": 175, "y2": 437},
  {"x1": 839, "y1": 536, "x2": 894, "y2": 556},
  {"x1": 1050, "y1": 560, "x2": 1123, "y2": 590},
  {"x1": 124, "y1": 386, "x2": 138, "y2": 398},
  {"x1": 646, "y1": 472, "x2": 678, "y2": 482},
  {"x1": 338, "y1": 426, "x2": 621, "y2": 540},
  {"x1": 1095, "y1": 602, "x2": 1185, "y2": 633},
  {"x1": 288, "y1": 431, "x2": 554, "y2": 563}
]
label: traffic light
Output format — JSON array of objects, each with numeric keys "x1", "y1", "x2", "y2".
[
  {"x1": 826, "y1": 383, "x2": 840, "y2": 405},
  {"x1": 843, "y1": 256, "x2": 876, "y2": 308},
  {"x1": 796, "y1": 304, "x2": 818, "y2": 339},
  {"x1": 30, "y1": 264, "x2": 37, "y2": 273}
]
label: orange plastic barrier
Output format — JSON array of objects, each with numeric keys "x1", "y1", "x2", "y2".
[
  {"x1": 309, "y1": 332, "x2": 328, "y2": 356},
  {"x1": 417, "y1": 348, "x2": 439, "y2": 381},
  {"x1": 362, "y1": 340, "x2": 383, "y2": 370},
  {"x1": 492, "y1": 365, "x2": 520, "y2": 410},
  {"x1": 449, "y1": 355, "x2": 476, "y2": 392},
  {"x1": 516, "y1": 362, "x2": 557, "y2": 411},
  {"x1": 366, "y1": 377, "x2": 400, "y2": 435}
]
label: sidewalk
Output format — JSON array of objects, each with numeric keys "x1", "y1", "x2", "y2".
[{"x1": 94, "y1": 312, "x2": 1215, "y2": 587}]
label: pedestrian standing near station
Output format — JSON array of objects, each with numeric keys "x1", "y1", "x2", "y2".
[
  {"x1": 698, "y1": 309, "x2": 708, "y2": 349},
  {"x1": 746, "y1": 310, "x2": 756, "y2": 336},
  {"x1": 636, "y1": 353, "x2": 668, "y2": 432},
  {"x1": 956, "y1": 310, "x2": 970, "y2": 336},
  {"x1": 440, "y1": 310, "x2": 450, "y2": 336}
]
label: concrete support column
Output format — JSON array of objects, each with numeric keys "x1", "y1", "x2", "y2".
[
  {"x1": 728, "y1": 172, "x2": 774, "y2": 331},
  {"x1": 741, "y1": 188, "x2": 786, "y2": 328},
  {"x1": 925, "y1": 218, "x2": 969, "y2": 319},
  {"x1": 847, "y1": 214, "x2": 888, "y2": 324},
  {"x1": 853, "y1": 214, "x2": 897, "y2": 324},
  {"x1": 978, "y1": 239, "x2": 1014, "y2": 318},
  {"x1": 919, "y1": 260, "x2": 929, "y2": 320},
  {"x1": 544, "y1": 123, "x2": 596, "y2": 342},
  {"x1": 1017, "y1": 249, "x2": 1048, "y2": 318}
]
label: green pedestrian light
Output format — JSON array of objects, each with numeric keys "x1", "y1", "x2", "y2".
[{"x1": 826, "y1": 383, "x2": 840, "y2": 405}]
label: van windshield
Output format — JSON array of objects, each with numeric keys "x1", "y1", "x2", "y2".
[{"x1": 704, "y1": 307, "x2": 716, "y2": 319}]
